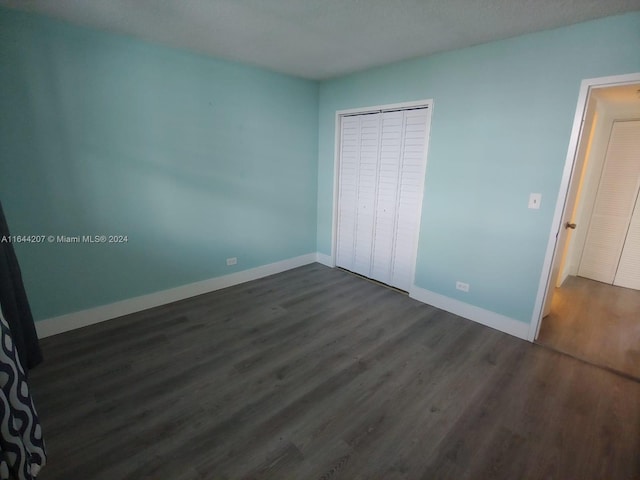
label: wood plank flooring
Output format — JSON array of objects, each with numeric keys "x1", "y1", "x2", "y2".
[
  {"x1": 537, "y1": 275, "x2": 640, "y2": 380},
  {"x1": 29, "y1": 264, "x2": 640, "y2": 479}
]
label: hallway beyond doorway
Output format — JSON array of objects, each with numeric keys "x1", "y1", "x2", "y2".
[{"x1": 537, "y1": 275, "x2": 640, "y2": 380}]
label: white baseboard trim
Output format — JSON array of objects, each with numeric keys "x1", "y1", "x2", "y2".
[
  {"x1": 36, "y1": 253, "x2": 318, "y2": 338},
  {"x1": 315, "y1": 253, "x2": 334, "y2": 267},
  {"x1": 409, "y1": 285, "x2": 530, "y2": 341}
]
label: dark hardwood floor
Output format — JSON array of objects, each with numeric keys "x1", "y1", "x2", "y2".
[
  {"x1": 537, "y1": 275, "x2": 640, "y2": 380},
  {"x1": 30, "y1": 264, "x2": 640, "y2": 479}
]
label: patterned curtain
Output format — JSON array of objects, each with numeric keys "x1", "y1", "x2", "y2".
[
  {"x1": 0, "y1": 307, "x2": 46, "y2": 480},
  {"x1": 0, "y1": 201, "x2": 42, "y2": 371}
]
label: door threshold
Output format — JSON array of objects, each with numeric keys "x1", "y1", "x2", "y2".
[{"x1": 535, "y1": 340, "x2": 640, "y2": 383}]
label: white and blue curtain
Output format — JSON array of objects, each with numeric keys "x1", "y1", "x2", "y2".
[
  {"x1": 0, "y1": 200, "x2": 46, "y2": 479},
  {"x1": 0, "y1": 308, "x2": 46, "y2": 479}
]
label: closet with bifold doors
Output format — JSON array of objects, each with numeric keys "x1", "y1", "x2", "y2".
[
  {"x1": 578, "y1": 119, "x2": 640, "y2": 290},
  {"x1": 336, "y1": 105, "x2": 431, "y2": 292}
]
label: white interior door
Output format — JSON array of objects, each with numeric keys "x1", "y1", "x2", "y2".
[
  {"x1": 578, "y1": 120, "x2": 640, "y2": 283},
  {"x1": 541, "y1": 96, "x2": 598, "y2": 317}
]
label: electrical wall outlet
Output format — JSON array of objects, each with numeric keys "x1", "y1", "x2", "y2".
[
  {"x1": 226, "y1": 257, "x2": 237, "y2": 266},
  {"x1": 456, "y1": 281, "x2": 469, "y2": 292}
]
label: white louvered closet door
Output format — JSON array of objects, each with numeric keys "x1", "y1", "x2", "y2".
[
  {"x1": 336, "y1": 113, "x2": 382, "y2": 277},
  {"x1": 611, "y1": 120, "x2": 640, "y2": 290},
  {"x1": 391, "y1": 108, "x2": 429, "y2": 291},
  {"x1": 335, "y1": 116, "x2": 360, "y2": 272},
  {"x1": 337, "y1": 107, "x2": 429, "y2": 291},
  {"x1": 352, "y1": 114, "x2": 382, "y2": 277},
  {"x1": 615, "y1": 193, "x2": 640, "y2": 289},
  {"x1": 578, "y1": 120, "x2": 640, "y2": 285},
  {"x1": 370, "y1": 111, "x2": 403, "y2": 285}
]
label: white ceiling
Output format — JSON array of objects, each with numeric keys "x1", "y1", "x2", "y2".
[{"x1": 2, "y1": 0, "x2": 640, "y2": 80}]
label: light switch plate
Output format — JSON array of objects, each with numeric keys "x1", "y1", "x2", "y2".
[{"x1": 528, "y1": 193, "x2": 541, "y2": 209}]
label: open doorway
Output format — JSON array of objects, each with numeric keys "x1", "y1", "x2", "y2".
[{"x1": 534, "y1": 79, "x2": 640, "y2": 379}]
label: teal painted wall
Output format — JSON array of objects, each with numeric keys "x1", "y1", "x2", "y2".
[
  {"x1": 2, "y1": 8, "x2": 639, "y2": 327},
  {"x1": 317, "y1": 13, "x2": 640, "y2": 323},
  {"x1": 0, "y1": 9, "x2": 319, "y2": 321}
]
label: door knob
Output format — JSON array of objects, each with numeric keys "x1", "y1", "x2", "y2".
[{"x1": 565, "y1": 222, "x2": 577, "y2": 229}]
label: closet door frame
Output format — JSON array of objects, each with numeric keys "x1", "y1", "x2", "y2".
[{"x1": 330, "y1": 99, "x2": 433, "y2": 291}]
